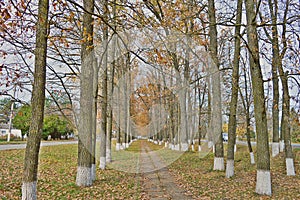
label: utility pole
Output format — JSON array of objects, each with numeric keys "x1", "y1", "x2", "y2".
[{"x1": 7, "y1": 86, "x2": 16, "y2": 142}]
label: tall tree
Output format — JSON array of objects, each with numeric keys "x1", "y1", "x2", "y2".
[
  {"x1": 245, "y1": 0, "x2": 271, "y2": 195},
  {"x1": 76, "y1": 0, "x2": 95, "y2": 186},
  {"x1": 91, "y1": 44, "x2": 99, "y2": 181},
  {"x1": 208, "y1": 0, "x2": 224, "y2": 171},
  {"x1": 22, "y1": 0, "x2": 49, "y2": 198},
  {"x1": 264, "y1": 0, "x2": 280, "y2": 157},
  {"x1": 275, "y1": 0, "x2": 295, "y2": 176},
  {"x1": 106, "y1": 0, "x2": 117, "y2": 163},
  {"x1": 239, "y1": 64, "x2": 255, "y2": 164},
  {"x1": 226, "y1": 0, "x2": 243, "y2": 178},
  {"x1": 99, "y1": 0, "x2": 109, "y2": 170}
]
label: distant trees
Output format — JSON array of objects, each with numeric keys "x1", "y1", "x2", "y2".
[
  {"x1": 42, "y1": 114, "x2": 73, "y2": 140},
  {"x1": 13, "y1": 105, "x2": 31, "y2": 138}
]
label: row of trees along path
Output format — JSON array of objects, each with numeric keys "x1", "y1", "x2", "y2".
[{"x1": 0, "y1": 0, "x2": 299, "y2": 199}]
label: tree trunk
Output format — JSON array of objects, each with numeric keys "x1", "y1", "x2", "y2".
[
  {"x1": 267, "y1": 0, "x2": 280, "y2": 157},
  {"x1": 76, "y1": 0, "x2": 94, "y2": 187},
  {"x1": 279, "y1": 71, "x2": 295, "y2": 175},
  {"x1": 208, "y1": 0, "x2": 224, "y2": 171},
  {"x1": 107, "y1": 0, "x2": 117, "y2": 160},
  {"x1": 91, "y1": 48, "x2": 99, "y2": 181},
  {"x1": 240, "y1": 65, "x2": 255, "y2": 164},
  {"x1": 22, "y1": 0, "x2": 49, "y2": 198},
  {"x1": 245, "y1": 0, "x2": 271, "y2": 195},
  {"x1": 99, "y1": 20, "x2": 108, "y2": 170},
  {"x1": 226, "y1": 0, "x2": 242, "y2": 178},
  {"x1": 270, "y1": 0, "x2": 295, "y2": 176}
]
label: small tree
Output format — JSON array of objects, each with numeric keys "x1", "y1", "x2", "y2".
[
  {"x1": 13, "y1": 105, "x2": 32, "y2": 139},
  {"x1": 42, "y1": 114, "x2": 72, "y2": 140}
]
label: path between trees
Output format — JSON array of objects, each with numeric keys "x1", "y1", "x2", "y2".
[{"x1": 138, "y1": 141, "x2": 194, "y2": 200}]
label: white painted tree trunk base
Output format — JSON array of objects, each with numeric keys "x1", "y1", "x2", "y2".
[
  {"x1": 198, "y1": 145, "x2": 202, "y2": 152},
  {"x1": 250, "y1": 152, "x2": 255, "y2": 164},
  {"x1": 164, "y1": 142, "x2": 168, "y2": 148},
  {"x1": 174, "y1": 144, "x2": 180, "y2": 151},
  {"x1": 191, "y1": 144, "x2": 195, "y2": 151},
  {"x1": 234, "y1": 144, "x2": 237, "y2": 153},
  {"x1": 226, "y1": 159, "x2": 234, "y2": 178},
  {"x1": 116, "y1": 143, "x2": 121, "y2": 151},
  {"x1": 213, "y1": 157, "x2": 224, "y2": 171},
  {"x1": 154, "y1": 141, "x2": 158, "y2": 144},
  {"x1": 99, "y1": 157, "x2": 106, "y2": 170},
  {"x1": 272, "y1": 142, "x2": 280, "y2": 157},
  {"x1": 22, "y1": 181, "x2": 37, "y2": 200},
  {"x1": 106, "y1": 149, "x2": 111, "y2": 163},
  {"x1": 159, "y1": 141, "x2": 162, "y2": 145},
  {"x1": 255, "y1": 170, "x2": 272, "y2": 196},
  {"x1": 91, "y1": 164, "x2": 96, "y2": 181},
  {"x1": 76, "y1": 166, "x2": 92, "y2": 186},
  {"x1": 212, "y1": 145, "x2": 215, "y2": 153},
  {"x1": 181, "y1": 143, "x2": 189, "y2": 151},
  {"x1": 286, "y1": 158, "x2": 296, "y2": 176},
  {"x1": 279, "y1": 140, "x2": 284, "y2": 152},
  {"x1": 125, "y1": 143, "x2": 129, "y2": 148}
]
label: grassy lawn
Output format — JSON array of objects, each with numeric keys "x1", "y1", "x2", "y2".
[
  {"x1": 0, "y1": 144, "x2": 143, "y2": 200},
  {"x1": 168, "y1": 145, "x2": 300, "y2": 199},
  {"x1": 0, "y1": 141, "x2": 299, "y2": 199}
]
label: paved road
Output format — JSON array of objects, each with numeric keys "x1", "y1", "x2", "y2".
[
  {"x1": 0, "y1": 140, "x2": 78, "y2": 151},
  {"x1": 235, "y1": 140, "x2": 300, "y2": 149}
]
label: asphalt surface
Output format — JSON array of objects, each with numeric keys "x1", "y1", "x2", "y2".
[
  {"x1": 0, "y1": 140, "x2": 78, "y2": 151},
  {"x1": 1, "y1": 140, "x2": 299, "y2": 151}
]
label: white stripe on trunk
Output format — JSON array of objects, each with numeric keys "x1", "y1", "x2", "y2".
[
  {"x1": 279, "y1": 140, "x2": 284, "y2": 152},
  {"x1": 91, "y1": 164, "x2": 96, "y2": 181},
  {"x1": 106, "y1": 149, "x2": 111, "y2": 163},
  {"x1": 22, "y1": 181, "x2": 37, "y2": 200},
  {"x1": 116, "y1": 143, "x2": 121, "y2": 151},
  {"x1": 255, "y1": 170, "x2": 272, "y2": 195},
  {"x1": 76, "y1": 167, "x2": 92, "y2": 186},
  {"x1": 213, "y1": 157, "x2": 224, "y2": 171},
  {"x1": 99, "y1": 157, "x2": 106, "y2": 170},
  {"x1": 250, "y1": 152, "x2": 255, "y2": 164},
  {"x1": 286, "y1": 158, "x2": 296, "y2": 176},
  {"x1": 181, "y1": 143, "x2": 189, "y2": 151},
  {"x1": 271, "y1": 142, "x2": 280, "y2": 157},
  {"x1": 226, "y1": 159, "x2": 234, "y2": 178}
]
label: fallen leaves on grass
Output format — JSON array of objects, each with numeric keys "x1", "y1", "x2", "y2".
[
  {"x1": 0, "y1": 144, "x2": 143, "y2": 199},
  {"x1": 168, "y1": 145, "x2": 300, "y2": 199}
]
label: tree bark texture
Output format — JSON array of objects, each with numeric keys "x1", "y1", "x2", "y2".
[
  {"x1": 208, "y1": 0, "x2": 224, "y2": 170},
  {"x1": 76, "y1": 0, "x2": 94, "y2": 186},
  {"x1": 22, "y1": 0, "x2": 49, "y2": 199},
  {"x1": 226, "y1": 0, "x2": 242, "y2": 178},
  {"x1": 244, "y1": 0, "x2": 271, "y2": 195}
]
